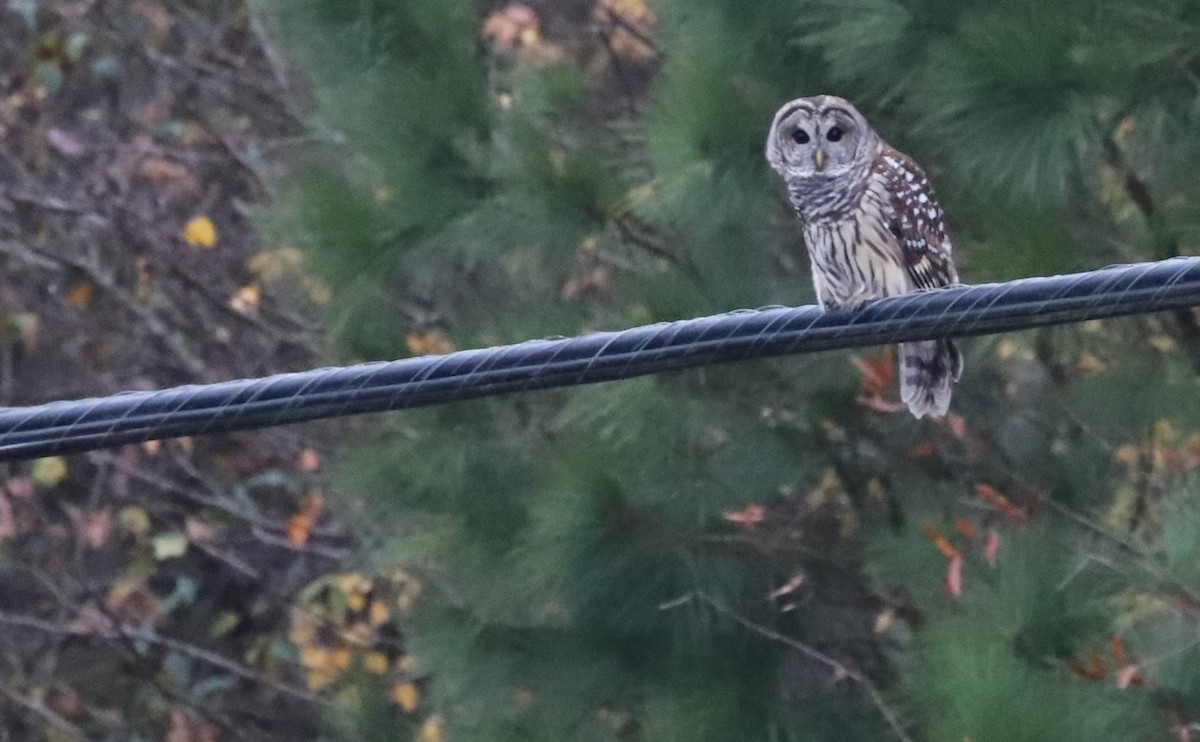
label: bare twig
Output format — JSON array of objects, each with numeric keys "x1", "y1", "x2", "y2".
[
  {"x1": 0, "y1": 239, "x2": 210, "y2": 378},
  {"x1": 672, "y1": 593, "x2": 914, "y2": 742},
  {"x1": 0, "y1": 610, "x2": 323, "y2": 706},
  {"x1": 0, "y1": 684, "x2": 84, "y2": 737}
]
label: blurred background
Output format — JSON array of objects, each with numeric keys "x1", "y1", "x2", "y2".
[{"x1": 1, "y1": 0, "x2": 1199, "y2": 739}]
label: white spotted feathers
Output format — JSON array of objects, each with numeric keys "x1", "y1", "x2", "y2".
[{"x1": 764, "y1": 94, "x2": 963, "y2": 418}]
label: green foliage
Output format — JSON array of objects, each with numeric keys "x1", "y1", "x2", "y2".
[{"x1": 263, "y1": 0, "x2": 1200, "y2": 739}]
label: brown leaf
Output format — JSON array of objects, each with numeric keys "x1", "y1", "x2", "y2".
[
  {"x1": 64, "y1": 280, "x2": 94, "y2": 308},
  {"x1": 405, "y1": 329, "x2": 456, "y2": 356},
  {"x1": 167, "y1": 708, "x2": 219, "y2": 742},
  {"x1": 136, "y1": 258, "x2": 153, "y2": 301},
  {"x1": 67, "y1": 506, "x2": 112, "y2": 549},
  {"x1": 1068, "y1": 649, "x2": 1108, "y2": 681},
  {"x1": 481, "y1": 4, "x2": 539, "y2": 49},
  {"x1": 136, "y1": 156, "x2": 194, "y2": 185},
  {"x1": 45, "y1": 685, "x2": 84, "y2": 719},
  {"x1": 5, "y1": 476, "x2": 33, "y2": 499},
  {"x1": 0, "y1": 492, "x2": 15, "y2": 539}
]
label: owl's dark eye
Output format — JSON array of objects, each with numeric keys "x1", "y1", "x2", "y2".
[
  {"x1": 826, "y1": 126, "x2": 844, "y2": 142},
  {"x1": 791, "y1": 129, "x2": 810, "y2": 145}
]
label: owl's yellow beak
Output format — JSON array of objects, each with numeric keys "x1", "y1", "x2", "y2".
[{"x1": 813, "y1": 148, "x2": 826, "y2": 172}]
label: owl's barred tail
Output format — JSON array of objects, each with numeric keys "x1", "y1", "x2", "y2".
[{"x1": 899, "y1": 340, "x2": 962, "y2": 419}]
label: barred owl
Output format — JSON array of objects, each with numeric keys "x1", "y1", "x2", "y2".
[{"x1": 765, "y1": 95, "x2": 962, "y2": 419}]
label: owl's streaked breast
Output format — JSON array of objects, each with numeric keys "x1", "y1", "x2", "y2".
[{"x1": 801, "y1": 171, "x2": 909, "y2": 308}]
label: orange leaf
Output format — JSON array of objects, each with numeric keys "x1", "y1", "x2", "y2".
[
  {"x1": 945, "y1": 553, "x2": 963, "y2": 597},
  {"x1": 922, "y1": 523, "x2": 960, "y2": 559},
  {"x1": 974, "y1": 483, "x2": 1029, "y2": 523},
  {"x1": 954, "y1": 519, "x2": 977, "y2": 541},
  {"x1": 65, "y1": 280, "x2": 94, "y2": 308},
  {"x1": 851, "y1": 347, "x2": 895, "y2": 398},
  {"x1": 287, "y1": 513, "x2": 313, "y2": 545},
  {"x1": 1112, "y1": 636, "x2": 1128, "y2": 668}
]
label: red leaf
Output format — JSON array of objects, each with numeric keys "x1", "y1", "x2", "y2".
[
  {"x1": 984, "y1": 529, "x2": 1000, "y2": 567},
  {"x1": 1116, "y1": 664, "x2": 1144, "y2": 689},
  {"x1": 723, "y1": 503, "x2": 764, "y2": 526},
  {"x1": 945, "y1": 413, "x2": 967, "y2": 440},
  {"x1": 768, "y1": 573, "x2": 806, "y2": 600},
  {"x1": 857, "y1": 394, "x2": 905, "y2": 414},
  {"x1": 909, "y1": 439, "x2": 939, "y2": 459},
  {"x1": 945, "y1": 554, "x2": 963, "y2": 597}
]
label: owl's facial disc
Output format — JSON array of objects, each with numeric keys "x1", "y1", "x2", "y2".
[{"x1": 766, "y1": 96, "x2": 875, "y2": 180}]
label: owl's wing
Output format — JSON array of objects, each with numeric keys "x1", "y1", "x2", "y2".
[{"x1": 876, "y1": 146, "x2": 959, "y2": 291}]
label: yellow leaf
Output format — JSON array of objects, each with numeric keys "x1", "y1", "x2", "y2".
[
  {"x1": 307, "y1": 667, "x2": 338, "y2": 692},
  {"x1": 368, "y1": 600, "x2": 389, "y2": 627},
  {"x1": 300, "y1": 644, "x2": 328, "y2": 669},
  {"x1": 117, "y1": 506, "x2": 150, "y2": 535},
  {"x1": 418, "y1": 715, "x2": 444, "y2": 742},
  {"x1": 304, "y1": 276, "x2": 332, "y2": 305},
  {"x1": 152, "y1": 532, "x2": 188, "y2": 560},
  {"x1": 247, "y1": 246, "x2": 304, "y2": 279},
  {"x1": 229, "y1": 284, "x2": 260, "y2": 313},
  {"x1": 31, "y1": 456, "x2": 67, "y2": 487},
  {"x1": 392, "y1": 682, "x2": 420, "y2": 713},
  {"x1": 1148, "y1": 334, "x2": 1178, "y2": 352},
  {"x1": 364, "y1": 651, "x2": 390, "y2": 674},
  {"x1": 287, "y1": 513, "x2": 313, "y2": 545},
  {"x1": 183, "y1": 215, "x2": 217, "y2": 248}
]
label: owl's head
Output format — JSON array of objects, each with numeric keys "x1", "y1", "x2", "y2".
[{"x1": 765, "y1": 95, "x2": 879, "y2": 181}]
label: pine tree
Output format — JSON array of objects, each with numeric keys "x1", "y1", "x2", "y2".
[{"x1": 262, "y1": 0, "x2": 1200, "y2": 739}]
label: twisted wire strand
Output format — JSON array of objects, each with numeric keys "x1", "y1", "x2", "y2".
[{"x1": 0, "y1": 257, "x2": 1197, "y2": 461}]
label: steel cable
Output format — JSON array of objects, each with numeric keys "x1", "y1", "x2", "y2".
[{"x1": 0, "y1": 257, "x2": 1197, "y2": 461}]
